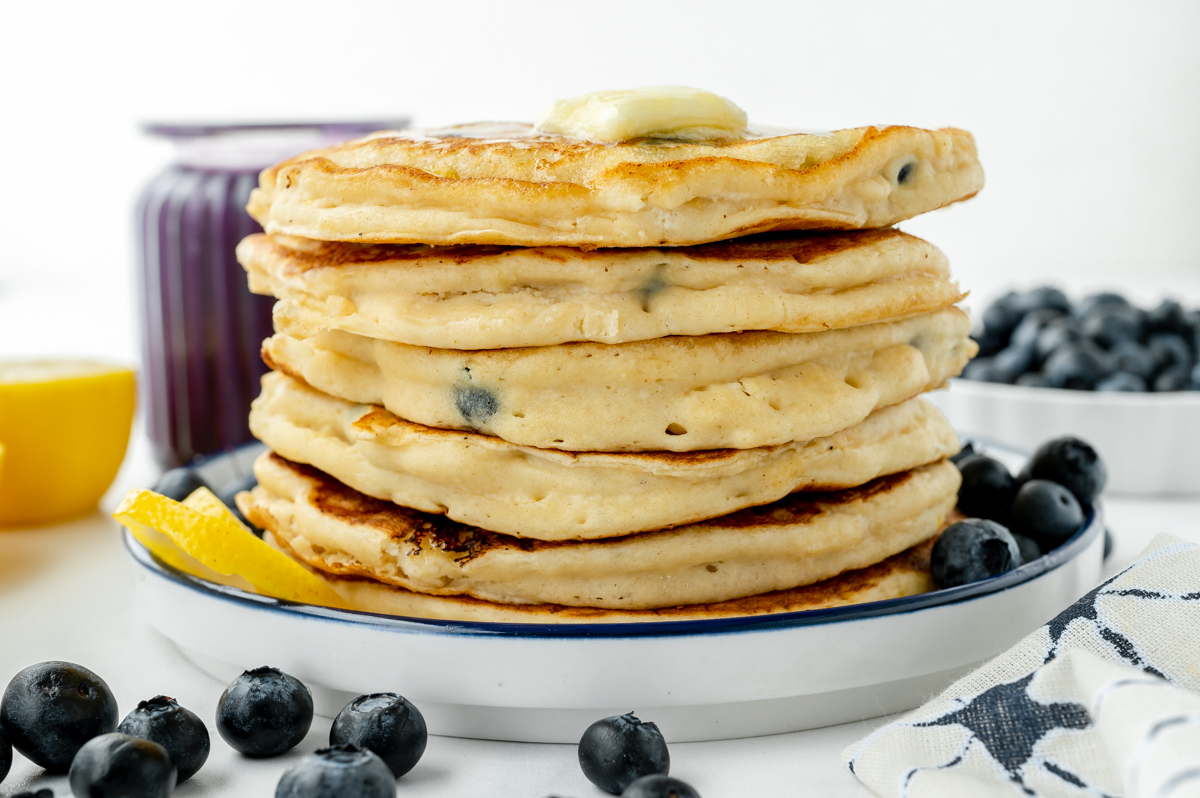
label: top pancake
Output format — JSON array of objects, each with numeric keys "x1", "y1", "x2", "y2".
[{"x1": 247, "y1": 123, "x2": 983, "y2": 248}]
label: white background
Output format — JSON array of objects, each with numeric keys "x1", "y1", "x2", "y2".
[{"x1": 1, "y1": 0, "x2": 1198, "y2": 364}]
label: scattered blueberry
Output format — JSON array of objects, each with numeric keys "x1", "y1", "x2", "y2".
[
  {"x1": 955, "y1": 455, "x2": 1015, "y2": 524},
  {"x1": 68, "y1": 733, "x2": 175, "y2": 798},
  {"x1": 1010, "y1": 480, "x2": 1084, "y2": 550},
  {"x1": 0, "y1": 726, "x2": 10, "y2": 784},
  {"x1": 330, "y1": 693, "x2": 427, "y2": 778},
  {"x1": 1012, "y1": 534, "x2": 1042, "y2": 565},
  {"x1": 621, "y1": 774, "x2": 702, "y2": 798},
  {"x1": 118, "y1": 695, "x2": 210, "y2": 782},
  {"x1": 216, "y1": 667, "x2": 313, "y2": 757},
  {"x1": 0, "y1": 661, "x2": 119, "y2": 773},
  {"x1": 579, "y1": 713, "x2": 670, "y2": 795},
  {"x1": 151, "y1": 468, "x2": 212, "y2": 502},
  {"x1": 453, "y1": 385, "x2": 500, "y2": 425},
  {"x1": 1022, "y1": 437, "x2": 1107, "y2": 507},
  {"x1": 275, "y1": 745, "x2": 396, "y2": 798},
  {"x1": 1095, "y1": 372, "x2": 1148, "y2": 392},
  {"x1": 930, "y1": 520, "x2": 1021, "y2": 589},
  {"x1": 949, "y1": 441, "x2": 977, "y2": 466}
]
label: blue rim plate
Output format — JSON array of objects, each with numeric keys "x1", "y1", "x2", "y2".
[{"x1": 122, "y1": 506, "x2": 1102, "y2": 640}]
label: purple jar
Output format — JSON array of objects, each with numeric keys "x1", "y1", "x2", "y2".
[{"x1": 137, "y1": 121, "x2": 406, "y2": 467}]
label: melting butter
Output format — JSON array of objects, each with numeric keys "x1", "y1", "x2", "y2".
[{"x1": 534, "y1": 86, "x2": 749, "y2": 144}]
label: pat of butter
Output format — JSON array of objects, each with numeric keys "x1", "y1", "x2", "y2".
[{"x1": 534, "y1": 86, "x2": 748, "y2": 143}]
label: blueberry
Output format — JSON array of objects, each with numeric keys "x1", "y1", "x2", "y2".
[
  {"x1": 579, "y1": 713, "x2": 670, "y2": 795},
  {"x1": 621, "y1": 774, "x2": 702, "y2": 798},
  {"x1": 1072, "y1": 292, "x2": 1129, "y2": 319},
  {"x1": 1154, "y1": 366, "x2": 1192, "y2": 392},
  {"x1": 1010, "y1": 480, "x2": 1084, "y2": 550},
  {"x1": 330, "y1": 693, "x2": 427, "y2": 778},
  {"x1": 948, "y1": 441, "x2": 977, "y2": 466},
  {"x1": 118, "y1": 695, "x2": 210, "y2": 782},
  {"x1": 1009, "y1": 308, "x2": 1064, "y2": 352},
  {"x1": 1012, "y1": 534, "x2": 1042, "y2": 565},
  {"x1": 962, "y1": 358, "x2": 1009, "y2": 383},
  {"x1": 1012, "y1": 287, "x2": 1071, "y2": 317},
  {"x1": 955, "y1": 455, "x2": 1015, "y2": 524},
  {"x1": 1042, "y1": 344, "x2": 1106, "y2": 390},
  {"x1": 1022, "y1": 436, "x2": 1107, "y2": 507},
  {"x1": 980, "y1": 292, "x2": 1023, "y2": 340},
  {"x1": 216, "y1": 666, "x2": 313, "y2": 757},
  {"x1": 275, "y1": 745, "x2": 396, "y2": 798},
  {"x1": 1082, "y1": 307, "x2": 1142, "y2": 348},
  {"x1": 0, "y1": 726, "x2": 10, "y2": 784},
  {"x1": 1034, "y1": 317, "x2": 1082, "y2": 363},
  {"x1": 0, "y1": 661, "x2": 118, "y2": 773},
  {"x1": 930, "y1": 520, "x2": 1021, "y2": 589},
  {"x1": 1147, "y1": 333, "x2": 1193, "y2": 374},
  {"x1": 68, "y1": 733, "x2": 175, "y2": 798},
  {"x1": 970, "y1": 328, "x2": 1006, "y2": 358},
  {"x1": 992, "y1": 343, "x2": 1035, "y2": 382},
  {"x1": 1096, "y1": 372, "x2": 1148, "y2": 392},
  {"x1": 151, "y1": 468, "x2": 212, "y2": 501},
  {"x1": 453, "y1": 386, "x2": 499, "y2": 425},
  {"x1": 1108, "y1": 340, "x2": 1154, "y2": 380},
  {"x1": 1146, "y1": 299, "x2": 1190, "y2": 336},
  {"x1": 1014, "y1": 373, "x2": 1051, "y2": 388}
]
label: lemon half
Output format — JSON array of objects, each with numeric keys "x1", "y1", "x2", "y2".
[{"x1": 0, "y1": 361, "x2": 136, "y2": 527}]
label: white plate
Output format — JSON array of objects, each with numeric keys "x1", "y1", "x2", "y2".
[
  {"x1": 127, "y1": 446, "x2": 1105, "y2": 743},
  {"x1": 929, "y1": 379, "x2": 1200, "y2": 495}
]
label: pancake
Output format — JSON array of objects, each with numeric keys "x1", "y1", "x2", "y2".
[
  {"x1": 300, "y1": 536, "x2": 937, "y2": 623},
  {"x1": 240, "y1": 454, "x2": 959, "y2": 610},
  {"x1": 262, "y1": 307, "x2": 975, "y2": 453},
  {"x1": 246, "y1": 123, "x2": 983, "y2": 248},
  {"x1": 240, "y1": 229, "x2": 965, "y2": 349},
  {"x1": 249, "y1": 372, "x2": 959, "y2": 540}
]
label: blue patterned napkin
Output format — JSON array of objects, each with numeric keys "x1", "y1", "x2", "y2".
[{"x1": 844, "y1": 534, "x2": 1200, "y2": 797}]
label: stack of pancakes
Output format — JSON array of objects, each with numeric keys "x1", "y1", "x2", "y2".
[{"x1": 235, "y1": 107, "x2": 982, "y2": 623}]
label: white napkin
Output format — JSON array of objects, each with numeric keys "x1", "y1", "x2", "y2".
[{"x1": 844, "y1": 533, "x2": 1200, "y2": 798}]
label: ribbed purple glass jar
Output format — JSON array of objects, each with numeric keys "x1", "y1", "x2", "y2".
[{"x1": 137, "y1": 121, "x2": 406, "y2": 467}]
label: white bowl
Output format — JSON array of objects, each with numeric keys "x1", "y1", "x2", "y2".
[
  {"x1": 127, "y1": 441, "x2": 1105, "y2": 743},
  {"x1": 929, "y1": 379, "x2": 1200, "y2": 495}
]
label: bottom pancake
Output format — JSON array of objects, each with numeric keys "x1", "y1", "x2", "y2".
[
  {"x1": 239, "y1": 453, "x2": 959, "y2": 611},
  {"x1": 268, "y1": 532, "x2": 937, "y2": 623}
]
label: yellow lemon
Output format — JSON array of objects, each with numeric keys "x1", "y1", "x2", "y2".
[
  {"x1": 0, "y1": 361, "x2": 136, "y2": 527},
  {"x1": 114, "y1": 486, "x2": 348, "y2": 608}
]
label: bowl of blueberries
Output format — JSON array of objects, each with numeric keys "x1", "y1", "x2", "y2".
[{"x1": 928, "y1": 287, "x2": 1200, "y2": 494}]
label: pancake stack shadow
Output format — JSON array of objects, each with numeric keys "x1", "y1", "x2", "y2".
[{"x1": 234, "y1": 115, "x2": 983, "y2": 623}]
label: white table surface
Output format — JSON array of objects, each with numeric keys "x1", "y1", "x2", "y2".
[{"x1": 3, "y1": 280, "x2": 1200, "y2": 797}]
